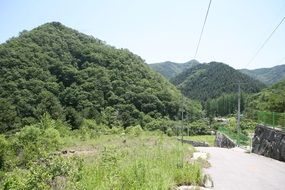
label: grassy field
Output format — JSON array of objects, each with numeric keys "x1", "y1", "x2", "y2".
[
  {"x1": 183, "y1": 135, "x2": 216, "y2": 146},
  {"x1": 61, "y1": 132, "x2": 203, "y2": 189}
]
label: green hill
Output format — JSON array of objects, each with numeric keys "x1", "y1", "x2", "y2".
[
  {"x1": 0, "y1": 22, "x2": 202, "y2": 132},
  {"x1": 148, "y1": 60, "x2": 200, "y2": 79},
  {"x1": 170, "y1": 62, "x2": 266, "y2": 101},
  {"x1": 239, "y1": 64, "x2": 285, "y2": 85},
  {"x1": 247, "y1": 79, "x2": 285, "y2": 112}
]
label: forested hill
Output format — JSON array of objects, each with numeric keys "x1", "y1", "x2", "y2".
[
  {"x1": 148, "y1": 60, "x2": 200, "y2": 79},
  {"x1": 0, "y1": 22, "x2": 202, "y2": 132},
  {"x1": 239, "y1": 64, "x2": 285, "y2": 85},
  {"x1": 247, "y1": 79, "x2": 285, "y2": 112},
  {"x1": 170, "y1": 62, "x2": 266, "y2": 101}
]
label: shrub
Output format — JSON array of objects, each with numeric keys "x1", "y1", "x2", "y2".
[
  {"x1": 125, "y1": 125, "x2": 143, "y2": 136},
  {"x1": 165, "y1": 128, "x2": 175, "y2": 137},
  {"x1": 2, "y1": 156, "x2": 83, "y2": 190},
  {"x1": 187, "y1": 120, "x2": 208, "y2": 135},
  {"x1": 11, "y1": 122, "x2": 61, "y2": 165}
]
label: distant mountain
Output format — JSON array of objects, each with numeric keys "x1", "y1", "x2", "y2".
[
  {"x1": 239, "y1": 64, "x2": 285, "y2": 85},
  {"x1": 148, "y1": 60, "x2": 200, "y2": 79},
  {"x1": 171, "y1": 62, "x2": 266, "y2": 101},
  {"x1": 247, "y1": 79, "x2": 285, "y2": 112}
]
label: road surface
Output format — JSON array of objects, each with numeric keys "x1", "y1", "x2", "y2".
[{"x1": 197, "y1": 147, "x2": 285, "y2": 190}]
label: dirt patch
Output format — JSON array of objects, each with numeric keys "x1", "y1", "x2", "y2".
[{"x1": 56, "y1": 146, "x2": 99, "y2": 157}]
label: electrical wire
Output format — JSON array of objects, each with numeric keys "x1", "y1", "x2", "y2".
[
  {"x1": 194, "y1": 0, "x2": 212, "y2": 58},
  {"x1": 247, "y1": 15, "x2": 285, "y2": 67}
]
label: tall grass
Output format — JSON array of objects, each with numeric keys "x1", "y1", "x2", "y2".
[{"x1": 77, "y1": 134, "x2": 202, "y2": 189}]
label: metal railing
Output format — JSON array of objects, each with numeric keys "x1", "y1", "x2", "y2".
[{"x1": 257, "y1": 111, "x2": 285, "y2": 131}]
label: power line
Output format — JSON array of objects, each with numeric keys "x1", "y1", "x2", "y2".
[
  {"x1": 247, "y1": 15, "x2": 285, "y2": 67},
  {"x1": 194, "y1": 0, "x2": 212, "y2": 58}
]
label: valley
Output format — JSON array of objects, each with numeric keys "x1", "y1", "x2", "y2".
[{"x1": 0, "y1": 21, "x2": 285, "y2": 190}]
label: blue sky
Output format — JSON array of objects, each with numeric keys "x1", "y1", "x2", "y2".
[{"x1": 1, "y1": 0, "x2": 285, "y2": 69}]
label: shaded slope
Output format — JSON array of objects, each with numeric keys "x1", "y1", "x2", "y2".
[
  {"x1": 171, "y1": 62, "x2": 265, "y2": 101},
  {"x1": 240, "y1": 64, "x2": 285, "y2": 85}
]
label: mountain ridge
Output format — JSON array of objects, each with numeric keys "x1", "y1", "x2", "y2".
[
  {"x1": 170, "y1": 62, "x2": 266, "y2": 101},
  {"x1": 148, "y1": 59, "x2": 200, "y2": 79},
  {"x1": 239, "y1": 64, "x2": 285, "y2": 85}
]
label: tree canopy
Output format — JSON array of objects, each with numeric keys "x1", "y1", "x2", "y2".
[
  {"x1": 0, "y1": 22, "x2": 203, "y2": 132},
  {"x1": 171, "y1": 62, "x2": 265, "y2": 101}
]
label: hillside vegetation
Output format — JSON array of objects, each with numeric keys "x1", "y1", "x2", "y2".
[
  {"x1": 171, "y1": 62, "x2": 265, "y2": 101},
  {"x1": 149, "y1": 60, "x2": 200, "y2": 79},
  {"x1": 240, "y1": 64, "x2": 285, "y2": 85},
  {"x1": 0, "y1": 22, "x2": 203, "y2": 133},
  {"x1": 0, "y1": 116, "x2": 203, "y2": 189},
  {"x1": 247, "y1": 79, "x2": 285, "y2": 113}
]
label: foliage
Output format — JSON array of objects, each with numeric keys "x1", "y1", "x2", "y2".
[
  {"x1": 246, "y1": 80, "x2": 285, "y2": 113},
  {"x1": 2, "y1": 156, "x2": 83, "y2": 190},
  {"x1": 77, "y1": 134, "x2": 202, "y2": 189},
  {"x1": 205, "y1": 93, "x2": 247, "y2": 117},
  {"x1": 0, "y1": 22, "x2": 203, "y2": 132},
  {"x1": 0, "y1": 116, "x2": 85, "y2": 189},
  {"x1": 125, "y1": 125, "x2": 143, "y2": 136},
  {"x1": 8, "y1": 122, "x2": 61, "y2": 166},
  {"x1": 186, "y1": 119, "x2": 209, "y2": 135},
  {"x1": 256, "y1": 111, "x2": 285, "y2": 130},
  {"x1": 0, "y1": 135, "x2": 8, "y2": 170},
  {"x1": 170, "y1": 62, "x2": 265, "y2": 101}
]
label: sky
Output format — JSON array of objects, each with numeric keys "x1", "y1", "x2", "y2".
[{"x1": 1, "y1": 0, "x2": 285, "y2": 69}]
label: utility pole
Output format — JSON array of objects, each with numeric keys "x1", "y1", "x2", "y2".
[
  {"x1": 181, "y1": 95, "x2": 184, "y2": 145},
  {"x1": 237, "y1": 82, "x2": 241, "y2": 147}
]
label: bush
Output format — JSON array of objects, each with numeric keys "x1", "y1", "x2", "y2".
[
  {"x1": 125, "y1": 125, "x2": 143, "y2": 136},
  {"x1": 187, "y1": 120, "x2": 208, "y2": 135},
  {"x1": 2, "y1": 156, "x2": 83, "y2": 190},
  {"x1": 144, "y1": 118, "x2": 176, "y2": 134},
  {"x1": 11, "y1": 121, "x2": 61, "y2": 165},
  {"x1": 65, "y1": 107, "x2": 83, "y2": 130},
  {"x1": 165, "y1": 128, "x2": 175, "y2": 137}
]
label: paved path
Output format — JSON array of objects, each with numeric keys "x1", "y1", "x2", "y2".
[{"x1": 197, "y1": 147, "x2": 285, "y2": 190}]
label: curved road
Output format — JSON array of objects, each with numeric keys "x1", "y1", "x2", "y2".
[{"x1": 197, "y1": 147, "x2": 285, "y2": 190}]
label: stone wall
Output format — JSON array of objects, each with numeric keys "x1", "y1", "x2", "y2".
[
  {"x1": 215, "y1": 132, "x2": 236, "y2": 148},
  {"x1": 177, "y1": 138, "x2": 209, "y2": 147},
  {"x1": 252, "y1": 125, "x2": 285, "y2": 162}
]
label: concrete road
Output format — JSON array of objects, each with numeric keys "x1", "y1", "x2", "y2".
[{"x1": 197, "y1": 147, "x2": 285, "y2": 190}]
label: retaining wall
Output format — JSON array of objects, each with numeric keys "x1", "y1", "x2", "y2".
[
  {"x1": 215, "y1": 132, "x2": 236, "y2": 148},
  {"x1": 252, "y1": 125, "x2": 285, "y2": 162},
  {"x1": 177, "y1": 138, "x2": 209, "y2": 147}
]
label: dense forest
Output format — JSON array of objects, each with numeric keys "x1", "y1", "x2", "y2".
[
  {"x1": 149, "y1": 60, "x2": 200, "y2": 79},
  {"x1": 0, "y1": 22, "x2": 203, "y2": 133},
  {"x1": 240, "y1": 64, "x2": 285, "y2": 85},
  {"x1": 170, "y1": 62, "x2": 266, "y2": 101},
  {"x1": 205, "y1": 93, "x2": 247, "y2": 118}
]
